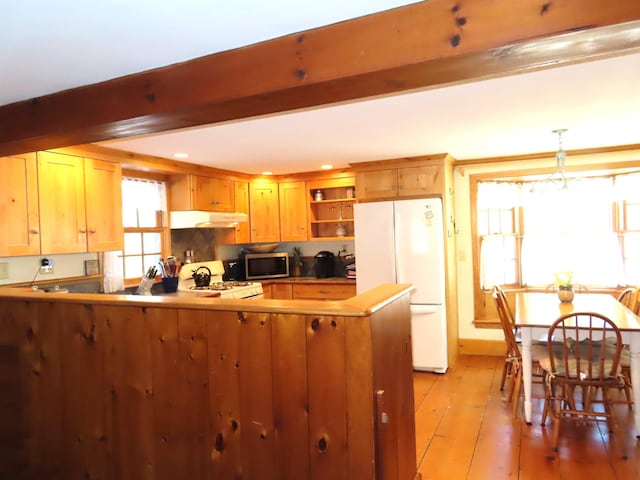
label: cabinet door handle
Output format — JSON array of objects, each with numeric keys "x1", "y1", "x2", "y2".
[
  {"x1": 30, "y1": 229, "x2": 39, "y2": 235},
  {"x1": 392, "y1": 185, "x2": 397, "y2": 190},
  {"x1": 89, "y1": 229, "x2": 97, "y2": 234},
  {"x1": 319, "y1": 289, "x2": 330, "y2": 294},
  {"x1": 79, "y1": 229, "x2": 86, "y2": 234}
]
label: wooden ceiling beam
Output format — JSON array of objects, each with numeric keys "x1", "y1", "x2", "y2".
[{"x1": 1, "y1": 0, "x2": 639, "y2": 156}]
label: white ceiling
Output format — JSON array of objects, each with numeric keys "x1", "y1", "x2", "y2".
[{"x1": 3, "y1": 1, "x2": 640, "y2": 174}]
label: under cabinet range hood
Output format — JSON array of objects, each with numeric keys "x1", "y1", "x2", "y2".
[{"x1": 170, "y1": 211, "x2": 248, "y2": 229}]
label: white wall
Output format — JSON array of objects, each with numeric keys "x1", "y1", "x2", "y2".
[
  {"x1": 454, "y1": 148, "x2": 640, "y2": 341},
  {"x1": 0, "y1": 252, "x2": 99, "y2": 285}
]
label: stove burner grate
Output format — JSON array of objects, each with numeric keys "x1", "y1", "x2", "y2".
[{"x1": 188, "y1": 281, "x2": 253, "y2": 291}]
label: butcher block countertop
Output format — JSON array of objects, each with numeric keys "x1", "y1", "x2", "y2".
[{"x1": 0, "y1": 283, "x2": 404, "y2": 317}]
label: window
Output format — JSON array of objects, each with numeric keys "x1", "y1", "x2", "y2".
[
  {"x1": 475, "y1": 173, "x2": 640, "y2": 291},
  {"x1": 121, "y1": 177, "x2": 167, "y2": 283},
  {"x1": 618, "y1": 174, "x2": 640, "y2": 284},
  {"x1": 477, "y1": 182, "x2": 519, "y2": 288}
]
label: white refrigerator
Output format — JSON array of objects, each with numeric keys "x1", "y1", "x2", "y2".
[{"x1": 354, "y1": 198, "x2": 447, "y2": 373}]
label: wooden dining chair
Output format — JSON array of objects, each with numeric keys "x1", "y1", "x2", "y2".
[
  {"x1": 539, "y1": 312, "x2": 627, "y2": 458},
  {"x1": 616, "y1": 287, "x2": 637, "y2": 310},
  {"x1": 494, "y1": 285, "x2": 517, "y2": 392},
  {"x1": 492, "y1": 286, "x2": 546, "y2": 418},
  {"x1": 615, "y1": 288, "x2": 636, "y2": 408}
]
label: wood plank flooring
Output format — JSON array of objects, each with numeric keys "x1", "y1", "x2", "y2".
[{"x1": 413, "y1": 355, "x2": 640, "y2": 480}]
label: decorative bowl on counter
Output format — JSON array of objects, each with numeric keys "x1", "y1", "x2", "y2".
[{"x1": 245, "y1": 243, "x2": 279, "y2": 253}]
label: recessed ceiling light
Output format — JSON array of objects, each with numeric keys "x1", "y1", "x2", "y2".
[
  {"x1": 321, "y1": 164, "x2": 333, "y2": 170},
  {"x1": 261, "y1": 171, "x2": 273, "y2": 175},
  {"x1": 173, "y1": 152, "x2": 189, "y2": 159}
]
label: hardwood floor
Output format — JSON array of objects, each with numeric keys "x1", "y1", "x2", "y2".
[{"x1": 413, "y1": 355, "x2": 640, "y2": 480}]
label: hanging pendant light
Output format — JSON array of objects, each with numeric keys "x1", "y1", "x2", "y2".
[
  {"x1": 531, "y1": 128, "x2": 569, "y2": 192},
  {"x1": 551, "y1": 128, "x2": 568, "y2": 189}
]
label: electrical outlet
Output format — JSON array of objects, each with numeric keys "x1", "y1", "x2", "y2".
[{"x1": 40, "y1": 258, "x2": 54, "y2": 274}]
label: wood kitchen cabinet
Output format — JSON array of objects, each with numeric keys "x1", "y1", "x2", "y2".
[
  {"x1": 354, "y1": 155, "x2": 448, "y2": 200},
  {"x1": 218, "y1": 181, "x2": 251, "y2": 245},
  {"x1": 249, "y1": 178, "x2": 280, "y2": 243},
  {"x1": 292, "y1": 283, "x2": 355, "y2": 300},
  {"x1": 279, "y1": 181, "x2": 307, "y2": 241},
  {"x1": 0, "y1": 153, "x2": 40, "y2": 256},
  {"x1": 270, "y1": 282, "x2": 293, "y2": 299},
  {"x1": 169, "y1": 174, "x2": 234, "y2": 212},
  {"x1": 194, "y1": 175, "x2": 234, "y2": 211},
  {"x1": 38, "y1": 151, "x2": 123, "y2": 254},
  {"x1": 265, "y1": 281, "x2": 355, "y2": 300},
  {"x1": 307, "y1": 176, "x2": 355, "y2": 240},
  {"x1": 84, "y1": 157, "x2": 124, "y2": 252}
]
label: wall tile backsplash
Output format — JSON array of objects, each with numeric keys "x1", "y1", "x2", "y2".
[{"x1": 170, "y1": 228, "x2": 216, "y2": 263}]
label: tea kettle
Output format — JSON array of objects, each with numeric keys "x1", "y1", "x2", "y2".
[{"x1": 192, "y1": 266, "x2": 212, "y2": 287}]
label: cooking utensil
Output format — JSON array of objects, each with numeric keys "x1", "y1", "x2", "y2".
[
  {"x1": 158, "y1": 259, "x2": 167, "y2": 277},
  {"x1": 192, "y1": 266, "x2": 212, "y2": 287},
  {"x1": 167, "y1": 256, "x2": 177, "y2": 276}
]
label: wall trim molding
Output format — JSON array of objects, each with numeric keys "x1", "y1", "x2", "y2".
[{"x1": 458, "y1": 339, "x2": 504, "y2": 357}]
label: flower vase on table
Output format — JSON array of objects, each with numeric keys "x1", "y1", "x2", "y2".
[
  {"x1": 557, "y1": 285, "x2": 574, "y2": 303},
  {"x1": 554, "y1": 271, "x2": 574, "y2": 303}
]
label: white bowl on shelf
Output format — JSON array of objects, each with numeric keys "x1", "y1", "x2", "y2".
[{"x1": 245, "y1": 243, "x2": 279, "y2": 253}]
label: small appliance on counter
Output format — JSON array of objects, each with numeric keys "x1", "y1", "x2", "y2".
[
  {"x1": 222, "y1": 259, "x2": 243, "y2": 281},
  {"x1": 314, "y1": 251, "x2": 335, "y2": 278}
]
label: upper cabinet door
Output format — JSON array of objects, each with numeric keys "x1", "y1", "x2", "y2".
[
  {"x1": 355, "y1": 169, "x2": 399, "y2": 200},
  {"x1": 233, "y1": 181, "x2": 250, "y2": 243},
  {"x1": 249, "y1": 180, "x2": 280, "y2": 243},
  {"x1": 279, "y1": 181, "x2": 307, "y2": 242},
  {"x1": 193, "y1": 175, "x2": 234, "y2": 212},
  {"x1": 211, "y1": 177, "x2": 234, "y2": 212},
  {"x1": 85, "y1": 158, "x2": 123, "y2": 252},
  {"x1": 0, "y1": 153, "x2": 40, "y2": 256},
  {"x1": 193, "y1": 175, "x2": 215, "y2": 211},
  {"x1": 37, "y1": 151, "x2": 87, "y2": 254},
  {"x1": 217, "y1": 181, "x2": 250, "y2": 245},
  {"x1": 397, "y1": 165, "x2": 443, "y2": 197}
]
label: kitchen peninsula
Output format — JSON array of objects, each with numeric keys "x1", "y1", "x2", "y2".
[{"x1": 0, "y1": 284, "x2": 418, "y2": 480}]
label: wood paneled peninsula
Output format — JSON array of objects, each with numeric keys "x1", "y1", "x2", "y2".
[{"x1": 0, "y1": 284, "x2": 418, "y2": 480}]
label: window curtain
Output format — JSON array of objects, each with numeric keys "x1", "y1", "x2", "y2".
[
  {"x1": 480, "y1": 235, "x2": 506, "y2": 289},
  {"x1": 121, "y1": 177, "x2": 167, "y2": 228},
  {"x1": 102, "y1": 250, "x2": 125, "y2": 293},
  {"x1": 478, "y1": 182, "x2": 520, "y2": 289},
  {"x1": 520, "y1": 177, "x2": 623, "y2": 287}
]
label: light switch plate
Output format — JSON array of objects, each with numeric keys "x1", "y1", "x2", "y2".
[{"x1": 0, "y1": 262, "x2": 9, "y2": 280}]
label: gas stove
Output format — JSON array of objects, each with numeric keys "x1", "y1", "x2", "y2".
[{"x1": 177, "y1": 261, "x2": 263, "y2": 299}]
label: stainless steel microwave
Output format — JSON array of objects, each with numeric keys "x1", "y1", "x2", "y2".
[{"x1": 244, "y1": 252, "x2": 289, "y2": 280}]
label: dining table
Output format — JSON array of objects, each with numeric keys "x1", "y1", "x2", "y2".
[{"x1": 514, "y1": 291, "x2": 640, "y2": 435}]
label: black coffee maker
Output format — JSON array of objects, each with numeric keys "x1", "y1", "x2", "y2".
[{"x1": 314, "y1": 251, "x2": 335, "y2": 278}]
